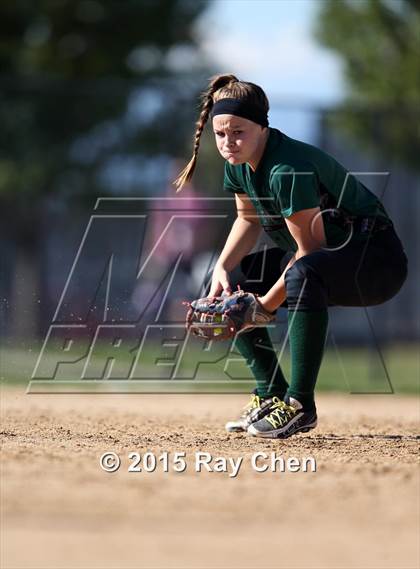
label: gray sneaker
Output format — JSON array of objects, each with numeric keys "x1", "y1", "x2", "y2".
[
  {"x1": 247, "y1": 397, "x2": 317, "y2": 439},
  {"x1": 225, "y1": 394, "x2": 281, "y2": 433}
]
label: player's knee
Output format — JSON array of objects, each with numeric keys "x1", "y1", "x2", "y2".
[
  {"x1": 285, "y1": 258, "x2": 319, "y2": 287},
  {"x1": 285, "y1": 258, "x2": 326, "y2": 310}
]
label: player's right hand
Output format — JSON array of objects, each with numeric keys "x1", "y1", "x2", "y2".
[{"x1": 208, "y1": 265, "x2": 232, "y2": 298}]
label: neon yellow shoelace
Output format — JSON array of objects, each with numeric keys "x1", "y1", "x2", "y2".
[
  {"x1": 240, "y1": 394, "x2": 261, "y2": 418},
  {"x1": 243, "y1": 394, "x2": 261, "y2": 411},
  {"x1": 265, "y1": 401, "x2": 296, "y2": 429}
]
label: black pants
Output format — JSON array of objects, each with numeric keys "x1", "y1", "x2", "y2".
[{"x1": 230, "y1": 226, "x2": 408, "y2": 311}]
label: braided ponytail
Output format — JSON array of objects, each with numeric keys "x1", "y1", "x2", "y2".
[{"x1": 173, "y1": 73, "x2": 239, "y2": 193}]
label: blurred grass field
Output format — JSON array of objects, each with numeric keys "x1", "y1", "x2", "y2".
[{"x1": 1, "y1": 342, "x2": 418, "y2": 395}]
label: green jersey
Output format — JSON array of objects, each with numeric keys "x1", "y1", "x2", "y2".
[{"x1": 223, "y1": 127, "x2": 391, "y2": 251}]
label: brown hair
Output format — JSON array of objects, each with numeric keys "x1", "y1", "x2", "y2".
[{"x1": 173, "y1": 73, "x2": 269, "y2": 192}]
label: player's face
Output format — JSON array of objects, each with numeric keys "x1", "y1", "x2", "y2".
[{"x1": 212, "y1": 115, "x2": 267, "y2": 168}]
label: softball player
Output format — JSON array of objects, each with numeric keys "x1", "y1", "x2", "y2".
[{"x1": 174, "y1": 74, "x2": 408, "y2": 439}]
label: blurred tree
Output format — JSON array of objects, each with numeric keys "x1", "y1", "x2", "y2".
[
  {"x1": 0, "y1": 0, "x2": 213, "y2": 337},
  {"x1": 315, "y1": 0, "x2": 420, "y2": 171},
  {"x1": 0, "y1": 0, "x2": 211, "y2": 207}
]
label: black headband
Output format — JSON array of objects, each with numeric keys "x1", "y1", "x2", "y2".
[{"x1": 211, "y1": 98, "x2": 268, "y2": 128}]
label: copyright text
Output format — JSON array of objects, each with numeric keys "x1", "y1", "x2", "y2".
[{"x1": 99, "y1": 451, "x2": 317, "y2": 477}]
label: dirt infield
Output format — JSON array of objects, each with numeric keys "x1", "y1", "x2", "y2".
[{"x1": 1, "y1": 387, "x2": 419, "y2": 569}]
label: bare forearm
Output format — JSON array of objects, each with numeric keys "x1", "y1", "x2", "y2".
[
  {"x1": 217, "y1": 217, "x2": 262, "y2": 271},
  {"x1": 258, "y1": 206, "x2": 328, "y2": 312}
]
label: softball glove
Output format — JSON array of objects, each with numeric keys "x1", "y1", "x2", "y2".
[{"x1": 184, "y1": 288, "x2": 276, "y2": 341}]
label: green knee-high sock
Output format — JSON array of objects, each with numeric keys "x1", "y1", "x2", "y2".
[
  {"x1": 286, "y1": 310, "x2": 328, "y2": 409},
  {"x1": 234, "y1": 327, "x2": 289, "y2": 398}
]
